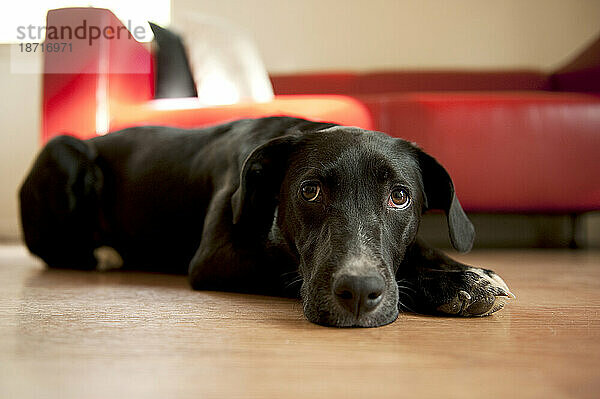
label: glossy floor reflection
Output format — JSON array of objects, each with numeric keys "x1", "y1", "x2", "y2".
[{"x1": 1, "y1": 245, "x2": 599, "y2": 398}]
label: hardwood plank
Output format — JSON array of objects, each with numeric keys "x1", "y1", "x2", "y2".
[{"x1": 1, "y1": 245, "x2": 599, "y2": 398}]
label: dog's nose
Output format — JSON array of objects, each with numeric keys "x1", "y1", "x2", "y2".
[{"x1": 333, "y1": 274, "x2": 385, "y2": 317}]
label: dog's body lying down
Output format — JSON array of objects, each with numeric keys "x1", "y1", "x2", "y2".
[{"x1": 20, "y1": 117, "x2": 513, "y2": 327}]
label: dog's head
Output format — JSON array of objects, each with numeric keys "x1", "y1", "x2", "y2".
[{"x1": 231, "y1": 125, "x2": 473, "y2": 327}]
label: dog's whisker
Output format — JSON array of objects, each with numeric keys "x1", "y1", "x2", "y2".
[
  {"x1": 284, "y1": 276, "x2": 304, "y2": 290},
  {"x1": 280, "y1": 270, "x2": 300, "y2": 278},
  {"x1": 396, "y1": 283, "x2": 417, "y2": 293},
  {"x1": 397, "y1": 287, "x2": 417, "y2": 312},
  {"x1": 398, "y1": 298, "x2": 417, "y2": 314},
  {"x1": 397, "y1": 285, "x2": 418, "y2": 314},
  {"x1": 397, "y1": 290, "x2": 415, "y2": 304},
  {"x1": 397, "y1": 288, "x2": 417, "y2": 297}
]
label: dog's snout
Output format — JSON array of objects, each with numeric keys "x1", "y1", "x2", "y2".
[{"x1": 333, "y1": 274, "x2": 385, "y2": 317}]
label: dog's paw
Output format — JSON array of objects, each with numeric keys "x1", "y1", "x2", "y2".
[
  {"x1": 94, "y1": 246, "x2": 124, "y2": 271},
  {"x1": 436, "y1": 268, "x2": 515, "y2": 317}
]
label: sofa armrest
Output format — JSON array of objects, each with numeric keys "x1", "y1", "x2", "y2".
[{"x1": 42, "y1": 8, "x2": 153, "y2": 142}]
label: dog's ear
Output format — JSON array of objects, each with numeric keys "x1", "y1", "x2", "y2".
[
  {"x1": 416, "y1": 149, "x2": 475, "y2": 253},
  {"x1": 231, "y1": 135, "x2": 300, "y2": 230}
]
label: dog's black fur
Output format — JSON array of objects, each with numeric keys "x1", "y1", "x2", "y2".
[{"x1": 20, "y1": 117, "x2": 512, "y2": 327}]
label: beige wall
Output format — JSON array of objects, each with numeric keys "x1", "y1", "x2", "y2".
[
  {"x1": 173, "y1": 0, "x2": 600, "y2": 72},
  {"x1": 0, "y1": 46, "x2": 40, "y2": 239},
  {"x1": 1, "y1": 1, "x2": 600, "y2": 240}
]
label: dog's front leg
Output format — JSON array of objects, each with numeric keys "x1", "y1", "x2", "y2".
[
  {"x1": 397, "y1": 239, "x2": 514, "y2": 316},
  {"x1": 188, "y1": 188, "x2": 290, "y2": 296}
]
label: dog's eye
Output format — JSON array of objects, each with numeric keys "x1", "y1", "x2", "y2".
[
  {"x1": 301, "y1": 182, "x2": 321, "y2": 202},
  {"x1": 389, "y1": 188, "x2": 410, "y2": 209}
]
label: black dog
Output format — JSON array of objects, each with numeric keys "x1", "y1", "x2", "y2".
[{"x1": 20, "y1": 117, "x2": 513, "y2": 327}]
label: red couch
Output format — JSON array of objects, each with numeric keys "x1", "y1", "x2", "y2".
[
  {"x1": 270, "y1": 44, "x2": 600, "y2": 214},
  {"x1": 42, "y1": 7, "x2": 599, "y2": 215}
]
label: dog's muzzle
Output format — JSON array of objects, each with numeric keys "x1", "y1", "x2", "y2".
[{"x1": 301, "y1": 268, "x2": 399, "y2": 327}]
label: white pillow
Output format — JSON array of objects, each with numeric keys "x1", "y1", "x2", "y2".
[{"x1": 176, "y1": 14, "x2": 274, "y2": 106}]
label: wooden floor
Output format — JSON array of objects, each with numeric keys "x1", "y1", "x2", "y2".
[{"x1": 0, "y1": 245, "x2": 599, "y2": 399}]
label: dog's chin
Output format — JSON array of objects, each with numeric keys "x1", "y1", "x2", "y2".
[
  {"x1": 307, "y1": 309, "x2": 399, "y2": 328},
  {"x1": 301, "y1": 290, "x2": 400, "y2": 328}
]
